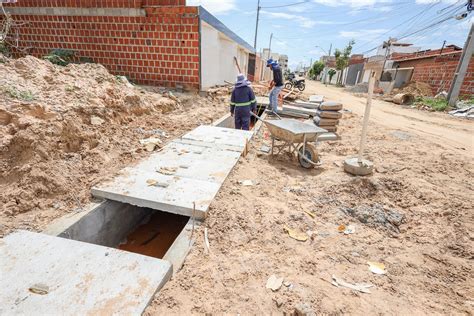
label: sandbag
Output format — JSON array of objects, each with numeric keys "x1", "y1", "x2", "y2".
[
  {"x1": 322, "y1": 125, "x2": 337, "y2": 132},
  {"x1": 314, "y1": 116, "x2": 339, "y2": 126},
  {"x1": 319, "y1": 101, "x2": 343, "y2": 111},
  {"x1": 316, "y1": 110, "x2": 342, "y2": 119}
]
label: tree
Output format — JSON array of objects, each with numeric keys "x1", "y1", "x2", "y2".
[
  {"x1": 334, "y1": 39, "x2": 355, "y2": 85},
  {"x1": 308, "y1": 61, "x2": 325, "y2": 80},
  {"x1": 328, "y1": 69, "x2": 336, "y2": 83}
]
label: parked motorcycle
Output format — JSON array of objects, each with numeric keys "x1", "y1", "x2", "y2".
[{"x1": 284, "y1": 75, "x2": 306, "y2": 91}]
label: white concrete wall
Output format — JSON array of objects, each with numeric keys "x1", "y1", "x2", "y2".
[
  {"x1": 201, "y1": 23, "x2": 220, "y2": 90},
  {"x1": 200, "y1": 22, "x2": 250, "y2": 90}
]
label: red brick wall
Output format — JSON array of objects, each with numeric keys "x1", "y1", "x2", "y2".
[
  {"x1": 2, "y1": 3, "x2": 200, "y2": 89},
  {"x1": 4, "y1": 1, "x2": 185, "y2": 8},
  {"x1": 396, "y1": 53, "x2": 474, "y2": 97}
]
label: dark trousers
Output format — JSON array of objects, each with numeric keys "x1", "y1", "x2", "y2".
[{"x1": 234, "y1": 107, "x2": 250, "y2": 130}]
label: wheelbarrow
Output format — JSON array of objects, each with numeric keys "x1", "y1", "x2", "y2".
[{"x1": 251, "y1": 113, "x2": 327, "y2": 169}]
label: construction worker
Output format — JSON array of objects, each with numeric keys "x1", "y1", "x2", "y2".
[
  {"x1": 230, "y1": 74, "x2": 257, "y2": 131},
  {"x1": 267, "y1": 59, "x2": 284, "y2": 115}
]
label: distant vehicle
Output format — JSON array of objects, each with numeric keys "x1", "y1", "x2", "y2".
[{"x1": 285, "y1": 75, "x2": 305, "y2": 91}]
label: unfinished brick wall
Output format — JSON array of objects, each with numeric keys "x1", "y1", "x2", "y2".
[
  {"x1": 4, "y1": 1, "x2": 185, "y2": 8},
  {"x1": 3, "y1": 1, "x2": 200, "y2": 89},
  {"x1": 395, "y1": 53, "x2": 474, "y2": 97}
]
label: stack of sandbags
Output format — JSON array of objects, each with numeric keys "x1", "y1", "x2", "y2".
[{"x1": 313, "y1": 101, "x2": 343, "y2": 132}]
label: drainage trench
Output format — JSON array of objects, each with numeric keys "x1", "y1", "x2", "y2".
[{"x1": 57, "y1": 200, "x2": 190, "y2": 260}]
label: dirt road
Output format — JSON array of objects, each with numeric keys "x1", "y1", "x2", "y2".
[
  {"x1": 147, "y1": 81, "x2": 473, "y2": 315},
  {"x1": 305, "y1": 81, "x2": 473, "y2": 154}
]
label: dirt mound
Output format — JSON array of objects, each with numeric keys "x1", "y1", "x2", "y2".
[
  {"x1": 0, "y1": 55, "x2": 227, "y2": 235},
  {"x1": 392, "y1": 81, "x2": 433, "y2": 97}
]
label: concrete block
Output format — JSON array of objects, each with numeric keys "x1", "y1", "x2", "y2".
[{"x1": 0, "y1": 230, "x2": 172, "y2": 315}]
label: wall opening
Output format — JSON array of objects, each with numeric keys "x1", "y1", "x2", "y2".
[{"x1": 58, "y1": 200, "x2": 189, "y2": 259}]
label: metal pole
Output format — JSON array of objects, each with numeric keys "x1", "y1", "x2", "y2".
[
  {"x1": 253, "y1": 0, "x2": 260, "y2": 49},
  {"x1": 324, "y1": 43, "x2": 332, "y2": 86},
  {"x1": 448, "y1": 23, "x2": 474, "y2": 106},
  {"x1": 268, "y1": 33, "x2": 273, "y2": 59},
  {"x1": 358, "y1": 71, "x2": 375, "y2": 162}
]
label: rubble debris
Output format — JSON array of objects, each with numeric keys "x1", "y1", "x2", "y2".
[
  {"x1": 140, "y1": 137, "x2": 162, "y2": 152},
  {"x1": 346, "y1": 83, "x2": 368, "y2": 93},
  {"x1": 294, "y1": 302, "x2": 316, "y2": 316},
  {"x1": 392, "y1": 81, "x2": 433, "y2": 98},
  {"x1": 90, "y1": 116, "x2": 105, "y2": 126},
  {"x1": 266, "y1": 275, "x2": 284, "y2": 291},
  {"x1": 331, "y1": 275, "x2": 373, "y2": 293},
  {"x1": 449, "y1": 105, "x2": 474, "y2": 119},
  {"x1": 392, "y1": 93, "x2": 415, "y2": 105},
  {"x1": 156, "y1": 167, "x2": 177, "y2": 175},
  {"x1": 340, "y1": 204, "x2": 404, "y2": 233},
  {"x1": 367, "y1": 261, "x2": 387, "y2": 275}
]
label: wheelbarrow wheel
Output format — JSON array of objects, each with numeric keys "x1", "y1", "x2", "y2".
[{"x1": 298, "y1": 143, "x2": 319, "y2": 169}]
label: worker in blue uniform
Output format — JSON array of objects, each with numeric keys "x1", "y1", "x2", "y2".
[
  {"x1": 230, "y1": 74, "x2": 257, "y2": 131},
  {"x1": 267, "y1": 59, "x2": 284, "y2": 115}
]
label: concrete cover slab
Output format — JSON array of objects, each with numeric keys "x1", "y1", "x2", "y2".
[
  {"x1": 0, "y1": 230, "x2": 171, "y2": 316},
  {"x1": 309, "y1": 95, "x2": 324, "y2": 103},
  {"x1": 92, "y1": 125, "x2": 252, "y2": 218},
  {"x1": 180, "y1": 125, "x2": 253, "y2": 149}
]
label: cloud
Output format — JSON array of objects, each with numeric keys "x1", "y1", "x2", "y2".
[
  {"x1": 261, "y1": 10, "x2": 316, "y2": 28},
  {"x1": 415, "y1": 0, "x2": 458, "y2": 3},
  {"x1": 339, "y1": 28, "x2": 388, "y2": 43},
  {"x1": 187, "y1": 0, "x2": 236, "y2": 14}
]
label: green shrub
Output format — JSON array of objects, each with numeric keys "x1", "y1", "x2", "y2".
[
  {"x1": 3, "y1": 86, "x2": 36, "y2": 101},
  {"x1": 43, "y1": 49, "x2": 76, "y2": 66},
  {"x1": 419, "y1": 97, "x2": 449, "y2": 111}
]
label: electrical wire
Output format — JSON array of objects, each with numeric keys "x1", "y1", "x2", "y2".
[{"x1": 260, "y1": 0, "x2": 310, "y2": 9}]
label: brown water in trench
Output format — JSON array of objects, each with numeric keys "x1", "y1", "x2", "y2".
[{"x1": 118, "y1": 211, "x2": 189, "y2": 259}]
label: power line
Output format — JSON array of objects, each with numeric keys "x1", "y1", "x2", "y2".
[{"x1": 260, "y1": 0, "x2": 310, "y2": 9}]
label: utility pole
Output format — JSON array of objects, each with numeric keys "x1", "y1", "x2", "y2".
[
  {"x1": 253, "y1": 0, "x2": 261, "y2": 49},
  {"x1": 324, "y1": 43, "x2": 332, "y2": 85},
  {"x1": 268, "y1": 33, "x2": 273, "y2": 59},
  {"x1": 448, "y1": 23, "x2": 474, "y2": 106}
]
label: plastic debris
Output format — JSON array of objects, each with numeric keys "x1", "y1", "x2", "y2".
[
  {"x1": 367, "y1": 261, "x2": 387, "y2": 275},
  {"x1": 260, "y1": 145, "x2": 271, "y2": 153},
  {"x1": 284, "y1": 226, "x2": 308, "y2": 242},
  {"x1": 238, "y1": 180, "x2": 254, "y2": 186},
  {"x1": 266, "y1": 275, "x2": 284, "y2": 291},
  {"x1": 344, "y1": 225, "x2": 356, "y2": 235},
  {"x1": 331, "y1": 275, "x2": 373, "y2": 294},
  {"x1": 29, "y1": 283, "x2": 50, "y2": 295},
  {"x1": 337, "y1": 224, "x2": 346, "y2": 232}
]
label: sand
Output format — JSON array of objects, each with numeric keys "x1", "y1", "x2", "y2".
[
  {"x1": 1, "y1": 57, "x2": 473, "y2": 315},
  {"x1": 145, "y1": 81, "x2": 473, "y2": 315},
  {"x1": 0, "y1": 55, "x2": 227, "y2": 236}
]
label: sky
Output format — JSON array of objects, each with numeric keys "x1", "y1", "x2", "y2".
[{"x1": 187, "y1": 0, "x2": 473, "y2": 70}]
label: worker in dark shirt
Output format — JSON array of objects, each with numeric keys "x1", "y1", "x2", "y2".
[
  {"x1": 230, "y1": 74, "x2": 257, "y2": 131},
  {"x1": 267, "y1": 59, "x2": 284, "y2": 115}
]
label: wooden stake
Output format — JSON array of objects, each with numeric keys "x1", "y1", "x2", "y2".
[{"x1": 358, "y1": 71, "x2": 375, "y2": 163}]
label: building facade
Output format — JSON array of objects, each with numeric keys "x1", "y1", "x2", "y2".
[{"x1": 1, "y1": 0, "x2": 255, "y2": 90}]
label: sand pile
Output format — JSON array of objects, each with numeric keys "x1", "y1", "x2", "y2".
[
  {"x1": 392, "y1": 81, "x2": 433, "y2": 97},
  {"x1": 0, "y1": 55, "x2": 226, "y2": 235}
]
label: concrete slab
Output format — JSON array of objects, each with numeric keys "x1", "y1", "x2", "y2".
[
  {"x1": 180, "y1": 125, "x2": 253, "y2": 149},
  {"x1": 92, "y1": 125, "x2": 252, "y2": 218},
  {"x1": 0, "y1": 230, "x2": 171, "y2": 316},
  {"x1": 309, "y1": 95, "x2": 324, "y2": 103}
]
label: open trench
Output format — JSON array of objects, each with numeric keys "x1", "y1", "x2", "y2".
[{"x1": 0, "y1": 105, "x2": 267, "y2": 315}]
